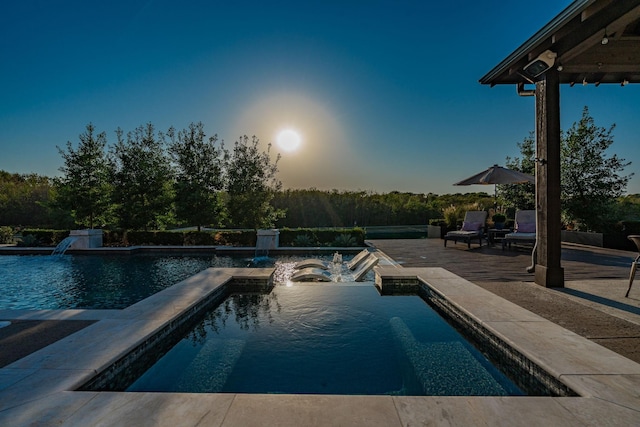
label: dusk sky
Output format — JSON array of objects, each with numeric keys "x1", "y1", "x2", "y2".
[{"x1": 1, "y1": 1, "x2": 638, "y2": 195}]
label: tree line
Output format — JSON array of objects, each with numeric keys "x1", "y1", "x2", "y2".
[{"x1": 0, "y1": 108, "x2": 636, "y2": 233}]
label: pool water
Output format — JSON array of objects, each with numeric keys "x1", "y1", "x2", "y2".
[
  {"x1": 0, "y1": 254, "x2": 345, "y2": 310},
  {"x1": 126, "y1": 284, "x2": 524, "y2": 396}
]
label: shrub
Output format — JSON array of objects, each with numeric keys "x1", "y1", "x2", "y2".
[
  {"x1": 184, "y1": 231, "x2": 217, "y2": 246},
  {"x1": 103, "y1": 230, "x2": 126, "y2": 247},
  {"x1": 21, "y1": 229, "x2": 69, "y2": 246},
  {"x1": 0, "y1": 226, "x2": 14, "y2": 244},
  {"x1": 126, "y1": 231, "x2": 185, "y2": 246},
  {"x1": 17, "y1": 234, "x2": 41, "y2": 247},
  {"x1": 443, "y1": 205, "x2": 461, "y2": 229},
  {"x1": 492, "y1": 213, "x2": 506, "y2": 223},
  {"x1": 332, "y1": 233, "x2": 356, "y2": 247},
  {"x1": 292, "y1": 234, "x2": 317, "y2": 247},
  {"x1": 213, "y1": 230, "x2": 256, "y2": 246}
]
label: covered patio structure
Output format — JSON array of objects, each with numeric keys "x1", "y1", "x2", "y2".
[{"x1": 480, "y1": 0, "x2": 640, "y2": 287}]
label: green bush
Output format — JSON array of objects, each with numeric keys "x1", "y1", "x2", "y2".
[
  {"x1": 102, "y1": 230, "x2": 126, "y2": 247},
  {"x1": 126, "y1": 231, "x2": 185, "y2": 246},
  {"x1": 184, "y1": 231, "x2": 216, "y2": 246},
  {"x1": 21, "y1": 229, "x2": 69, "y2": 246},
  {"x1": 292, "y1": 234, "x2": 317, "y2": 247},
  {"x1": 279, "y1": 227, "x2": 365, "y2": 247},
  {"x1": 17, "y1": 234, "x2": 41, "y2": 247},
  {"x1": 332, "y1": 233, "x2": 357, "y2": 247},
  {"x1": 0, "y1": 226, "x2": 14, "y2": 244},
  {"x1": 213, "y1": 230, "x2": 256, "y2": 246}
]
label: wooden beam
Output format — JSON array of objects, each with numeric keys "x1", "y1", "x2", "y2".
[{"x1": 534, "y1": 70, "x2": 564, "y2": 288}]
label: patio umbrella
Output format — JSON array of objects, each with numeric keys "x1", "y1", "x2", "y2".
[{"x1": 454, "y1": 164, "x2": 534, "y2": 203}]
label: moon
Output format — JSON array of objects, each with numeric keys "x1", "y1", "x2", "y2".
[{"x1": 276, "y1": 129, "x2": 302, "y2": 152}]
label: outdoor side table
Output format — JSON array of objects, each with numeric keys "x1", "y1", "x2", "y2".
[{"x1": 488, "y1": 228, "x2": 511, "y2": 246}]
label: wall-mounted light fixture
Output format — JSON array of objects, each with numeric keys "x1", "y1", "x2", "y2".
[
  {"x1": 601, "y1": 28, "x2": 609, "y2": 45},
  {"x1": 522, "y1": 50, "x2": 557, "y2": 78}
]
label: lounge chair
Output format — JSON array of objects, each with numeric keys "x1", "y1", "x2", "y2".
[
  {"x1": 293, "y1": 249, "x2": 371, "y2": 271},
  {"x1": 351, "y1": 255, "x2": 379, "y2": 281},
  {"x1": 502, "y1": 210, "x2": 537, "y2": 250},
  {"x1": 444, "y1": 211, "x2": 488, "y2": 248},
  {"x1": 290, "y1": 254, "x2": 379, "y2": 282},
  {"x1": 290, "y1": 267, "x2": 333, "y2": 282}
]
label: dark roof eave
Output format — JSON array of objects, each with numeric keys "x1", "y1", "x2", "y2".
[{"x1": 479, "y1": 0, "x2": 594, "y2": 86}]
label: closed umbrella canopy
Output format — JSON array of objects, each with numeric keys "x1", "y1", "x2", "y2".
[{"x1": 454, "y1": 164, "x2": 534, "y2": 186}]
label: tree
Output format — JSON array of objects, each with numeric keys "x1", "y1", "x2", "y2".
[
  {"x1": 111, "y1": 123, "x2": 174, "y2": 230},
  {"x1": 561, "y1": 106, "x2": 632, "y2": 231},
  {"x1": 55, "y1": 123, "x2": 112, "y2": 228},
  {"x1": 224, "y1": 135, "x2": 284, "y2": 229},
  {"x1": 168, "y1": 122, "x2": 225, "y2": 231},
  {"x1": 504, "y1": 107, "x2": 633, "y2": 232},
  {"x1": 501, "y1": 132, "x2": 536, "y2": 211}
]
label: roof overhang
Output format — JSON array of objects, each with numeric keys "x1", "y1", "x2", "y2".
[{"x1": 480, "y1": 0, "x2": 640, "y2": 86}]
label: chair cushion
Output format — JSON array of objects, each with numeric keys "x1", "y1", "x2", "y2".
[
  {"x1": 461, "y1": 221, "x2": 483, "y2": 231},
  {"x1": 516, "y1": 222, "x2": 536, "y2": 233}
]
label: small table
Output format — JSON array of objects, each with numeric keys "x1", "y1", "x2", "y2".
[{"x1": 488, "y1": 228, "x2": 511, "y2": 246}]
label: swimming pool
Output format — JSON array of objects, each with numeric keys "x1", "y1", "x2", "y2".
[
  {"x1": 123, "y1": 284, "x2": 524, "y2": 396},
  {"x1": 0, "y1": 254, "x2": 356, "y2": 310}
]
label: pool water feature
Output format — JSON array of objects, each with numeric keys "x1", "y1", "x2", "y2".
[
  {"x1": 0, "y1": 253, "x2": 363, "y2": 310},
  {"x1": 124, "y1": 284, "x2": 524, "y2": 396}
]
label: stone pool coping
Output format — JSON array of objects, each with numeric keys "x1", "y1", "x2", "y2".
[{"x1": 0, "y1": 265, "x2": 639, "y2": 425}]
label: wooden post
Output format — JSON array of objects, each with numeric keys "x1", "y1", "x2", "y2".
[{"x1": 535, "y1": 70, "x2": 564, "y2": 287}]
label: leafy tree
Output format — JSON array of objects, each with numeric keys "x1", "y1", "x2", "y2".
[
  {"x1": 561, "y1": 106, "x2": 632, "y2": 231},
  {"x1": 504, "y1": 107, "x2": 633, "y2": 232},
  {"x1": 168, "y1": 122, "x2": 225, "y2": 231},
  {"x1": 55, "y1": 123, "x2": 112, "y2": 228},
  {"x1": 224, "y1": 135, "x2": 284, "y2": 229},
  {"x1": 501, "y1": 132, "x2": 536, "y2": 211},
  {"x1": 111, "y1": 123, "x2": 174, "y2": 230}
]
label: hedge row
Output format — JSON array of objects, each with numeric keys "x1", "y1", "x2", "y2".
[{"x1": 18, "y1": 228, "x2": 365, "y2": 247}]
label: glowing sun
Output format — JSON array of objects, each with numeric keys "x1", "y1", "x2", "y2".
[{"x1": 276, "y1": 129, "x2": 302, "y2": 152}]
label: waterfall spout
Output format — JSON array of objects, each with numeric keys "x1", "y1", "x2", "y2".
[{"x1": 52, "y1": 236, "x2": 79, "y2": 256}]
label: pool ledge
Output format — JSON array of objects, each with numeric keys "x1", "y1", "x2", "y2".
[{"x1": 0, "y1": 267, "x2": 639, "y2": 425}]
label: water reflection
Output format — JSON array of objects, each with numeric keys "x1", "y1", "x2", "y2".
[{"x1": 186, "y1": 293, "x2": 281, "y2": 345}]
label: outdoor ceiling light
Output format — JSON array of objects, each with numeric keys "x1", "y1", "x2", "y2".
[
  {"x1": 601, "y1": 28, "x2": 609, "y2": 45},
  {"x1": 522, "y1": 50, "x2": 557, "y2": 78}
]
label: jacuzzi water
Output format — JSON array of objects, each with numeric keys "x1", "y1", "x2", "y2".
[
  {"x1": 125, "y1": 284, "x2": 524, "y2": 396},
  {"x1": 0, "y1": 254, "x2": 354, "y2": 310}
]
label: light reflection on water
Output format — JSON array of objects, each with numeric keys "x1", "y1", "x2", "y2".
[{"x1": 0, "y1": 254, "x2": 353, "y2": 310}]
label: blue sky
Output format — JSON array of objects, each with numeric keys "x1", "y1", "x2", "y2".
[{"x1": 1, "y1": 0, "x2": 638, "y2": 194}]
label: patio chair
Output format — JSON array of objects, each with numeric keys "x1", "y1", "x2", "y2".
[
  {"x1": 444, "y1": 211, "x2": 488, "y2": 249},
  {"x1": 502, "y1": 210, "x2": 536, "y2": 250},
  {"x1": 625, "y1": 235, "x2": 640, "y2": 297}
]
